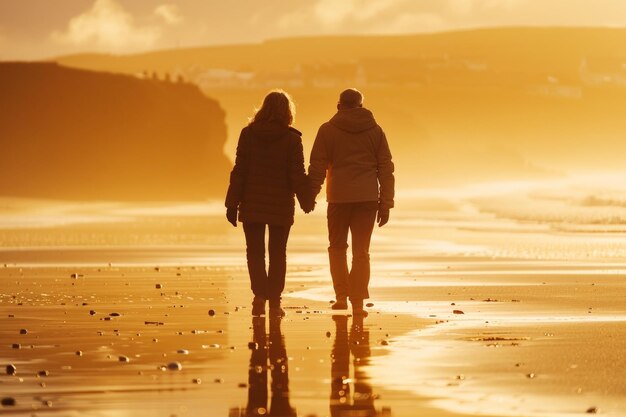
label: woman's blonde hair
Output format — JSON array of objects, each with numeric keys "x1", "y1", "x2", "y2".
[{"x1": 249, "y1": 90, "x2": 295, "y2": 126}]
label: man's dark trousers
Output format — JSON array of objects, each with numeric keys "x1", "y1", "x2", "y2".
[{"x1": 327, "y1": 201, "x2": 378, "y2": 302}]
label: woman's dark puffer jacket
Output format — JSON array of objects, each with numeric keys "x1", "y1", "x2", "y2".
[{"x1": 225, "y1": 121, "x2": 310, "y2": 226}]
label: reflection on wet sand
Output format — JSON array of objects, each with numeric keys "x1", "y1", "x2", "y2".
[
  {"x1": 230, "y1": 316, "x2": 296, "y2": 417},
  {"x1": 331, "y1": 315, "x2": 391, "y2": 417}
]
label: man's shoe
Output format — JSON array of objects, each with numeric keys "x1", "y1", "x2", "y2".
[
  {"x1": 331, "y1": 298, "x2": 348, "y2": 310},
  {"x1": 252, "y1": 296, "x2": 266, "y2": 316}
]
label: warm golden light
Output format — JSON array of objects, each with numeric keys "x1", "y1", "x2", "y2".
[{"x1": 1, "y1": 2, "x2": 625, "y2": 417}]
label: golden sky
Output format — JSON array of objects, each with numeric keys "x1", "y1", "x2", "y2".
[{"x1": 1, "y1": 0, "x2": 626, "y2": 60}]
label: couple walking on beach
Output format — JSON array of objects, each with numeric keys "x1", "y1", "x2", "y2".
[{"x1": 225, "y1": 88, "x2": 395, "y2": 318}]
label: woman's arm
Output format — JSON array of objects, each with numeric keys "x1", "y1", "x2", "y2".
[{"x1": 224, "y1": 128, "x2": 250, "y2": 210}]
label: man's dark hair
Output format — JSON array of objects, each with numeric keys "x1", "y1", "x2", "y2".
[{"x1": 338, "y1": 88, "x2": 363, "y2": 108}]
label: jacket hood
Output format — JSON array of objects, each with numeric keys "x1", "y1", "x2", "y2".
[
  {"x1": 329, "y1": 107, "x2": 377, "y2": 133},
  {"x1": 248, "y1": 121, "x2": 300, "y2": 142}
]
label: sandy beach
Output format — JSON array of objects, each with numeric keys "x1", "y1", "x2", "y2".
[{"x1": 1, "y1": 178, "x2": 626, "y2": 417}]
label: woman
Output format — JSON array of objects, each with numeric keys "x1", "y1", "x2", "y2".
[{"x1": 225, "y1": 90, "x2": 313, "y2": 317}]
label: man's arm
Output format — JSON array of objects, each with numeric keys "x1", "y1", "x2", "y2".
[
  {"x1": 376, "y1": 128, "x2": 395, "y2": 226},
  {"x1": 307, "y1": 126, "x2": 330, "y2": 199}
]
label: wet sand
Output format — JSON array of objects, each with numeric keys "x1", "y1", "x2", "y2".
[
  {"x1": 0, "y1": 262, "x2": 443, "y2": 417},
  {"x1": 2, "y1": 254, "x2": 625, "y2": 417}
]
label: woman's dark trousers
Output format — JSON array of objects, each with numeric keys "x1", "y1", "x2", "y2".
[{"x1": 243, "y1": 222, "x2": 291, "y2": 300}]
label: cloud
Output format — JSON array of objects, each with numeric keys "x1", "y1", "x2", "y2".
[
  {"x1": 51, "y1": 0, "x2": 161, "y2": 52},
  {"x1": 384, "y1": 13, "x2": 446, "y2": 32},
  {"x1": 448, "y1": 0, "x2": 525, "y2": 15},
  {"x1": 315, "y1": 0, "x2": 397, "y2": 24},
  {"x1": 313, "y1": 0, "x2": 409, "y2": 25},
  {"x1": 154, "y1": 4, "x2": 183, "y2": 26}
]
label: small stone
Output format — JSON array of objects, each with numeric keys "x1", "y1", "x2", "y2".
[
  {"x1": 214, "y1": 378, "x2": 223, "y2": 383},
  {"x1": 238, "y1": 382, "x2": 247, "y2": 388},
  {"x1": 109, "y1": 312, "x2": 121, "y2": 317},
  {"x1": 248, "y1": 342, "x2": 258, "y2": 350},
  {"x1": 176, "y1": 349, "x2": 189, "y2": 355},
  {"x1": 526, "y1": 373, "x2": 535, "y2": 379},
  {"x1": 167, "y1": 362, "x2": 182, "y2": 371},
  {"x1": 19, "y1": 329, "x2": 27, "y2": 335},
  {"x1": 89, "y1": 310, "x2": 96, "y2": 315},
  {"x1": 11, "y1": 343, "x2": 20, "y2": 349},
  {"x1": 586, "y1": 407, "x2": 599, "y2": 414},
  {"x1": 380, "y1": 340, "x2": 389, "y2": 346},
  {"x1": 192, "y1": 378, "x2": 202, "y2": 384},
  {"x1": 6, "y1": 364, "x2": 17, "y2": 375},
  {"x1": 118, "y1": 355, "x2": 130, "y2": 363},
  {"x1": 365, "y1": 302, "x2": 374, "y2": 307},
  {"x1": 70, "y1": 273, "x2": 79, "y2": 279},
  {"x1": 208, "y1": 309, "x2": 216, "y2": 316},
  {"x1": 453, "y1": 310, "x2": 465, "y2": 315},
  {"x1": 326, "y1": 331, "x2": 331, "y2": 338},
  {"x1": 76, "y1": 351, "x2": 83, "y2": 356},
  {"x1": 1, "y1": 397, "x2": 16, "y2": 406},
  {"x1": 155, "y1": 284, "x2": 162, "y2": 289},
  {"x1": 38, "y1": 370, "x2": 49, "y2": 377}
]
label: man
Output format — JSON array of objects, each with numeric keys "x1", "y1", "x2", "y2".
[{"x1": 308, "y1": 88, "x2": 395, "y2": 317}]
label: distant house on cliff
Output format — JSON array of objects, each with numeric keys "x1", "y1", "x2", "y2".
[
  {"x1": 579, "y1": 57, "x2": 626, "y2": 87},
  {"x1": 195, "y1": 68, "x2": 255, "y2": 88},
  {"x1": 527, "y1": 74, "x2": 583, "y2": 99}
]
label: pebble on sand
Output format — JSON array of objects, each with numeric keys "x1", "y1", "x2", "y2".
[
  {"x1": 365, "y1": 302, "x2": 374, "y2": 307},
  {"x1": 6, "y1": 364, "x2": 17, "y2": 375},
  {"x1": 76, "y1": 351, "x2": 83, "y2": 356},
  {"x1": 453, "y1": 310, "x2": 465, "y2": 315},
  {"x1": 176, "y1": 349, "x2": 189, "y2": 355},
  {"x1": 586, "y1": 407, "x2": 599, "y2": 414},
  {"x1": 208, "y1": 309, "x2": 216, "y2": 316},
  {"x1": 167, "y1": 362, "x2": 182, "y2": 371},
  {"x1": 155, "y1": 284, "x2": 162, "y2": 289},
  {"x1": 11, "y1": 343, "x2": 20, "y2": 349},
  {"x1": 109, "y1": 312, "x2": 121, "y2": 317},
  {"x1": 1, "y1": 397, "x2": 16, "y2": 406},
  {"x1": 248, "y1": 342, "x2": 258, "y2": 350},
  {"x1": 19, "y1": 329, "x2": 28, "y2": 335},
  {"x1": 89, "y1": 310, "x2": 97, "y2": 315},
  {"x1": 38, "y1": 370, "x2": 49, "y2": 377},
  {"x1": 192, "y1": 378, "x2": 202, "y2": 384},
  {"x1": 118, "y1": 356, "x2": 130, "y2": 363}
]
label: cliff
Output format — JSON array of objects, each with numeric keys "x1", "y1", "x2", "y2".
[
  {"x1": 52, "y1": 27, "x2": 626, "y2": 183},
  {"x1": 0, "y1": 62, "x2": 231, "y2": 200}
]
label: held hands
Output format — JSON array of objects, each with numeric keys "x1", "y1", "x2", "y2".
[
  {"x1": 226, "y1": 207, "x2": 237, "y2": 227},
  {"x1": 300, "y1": 199, "x2": 316, "y2": 214},
  {"x1": 377, "y1": 206, "x2": 390, "y2": 227}
]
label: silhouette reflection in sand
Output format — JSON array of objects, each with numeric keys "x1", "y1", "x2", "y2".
[
  {"x1": 330, "y1": 315, "x2": 390, "y2": 417},
  {"x1": 230, "y1": 316, "x2": 296, "y2": 417}
]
